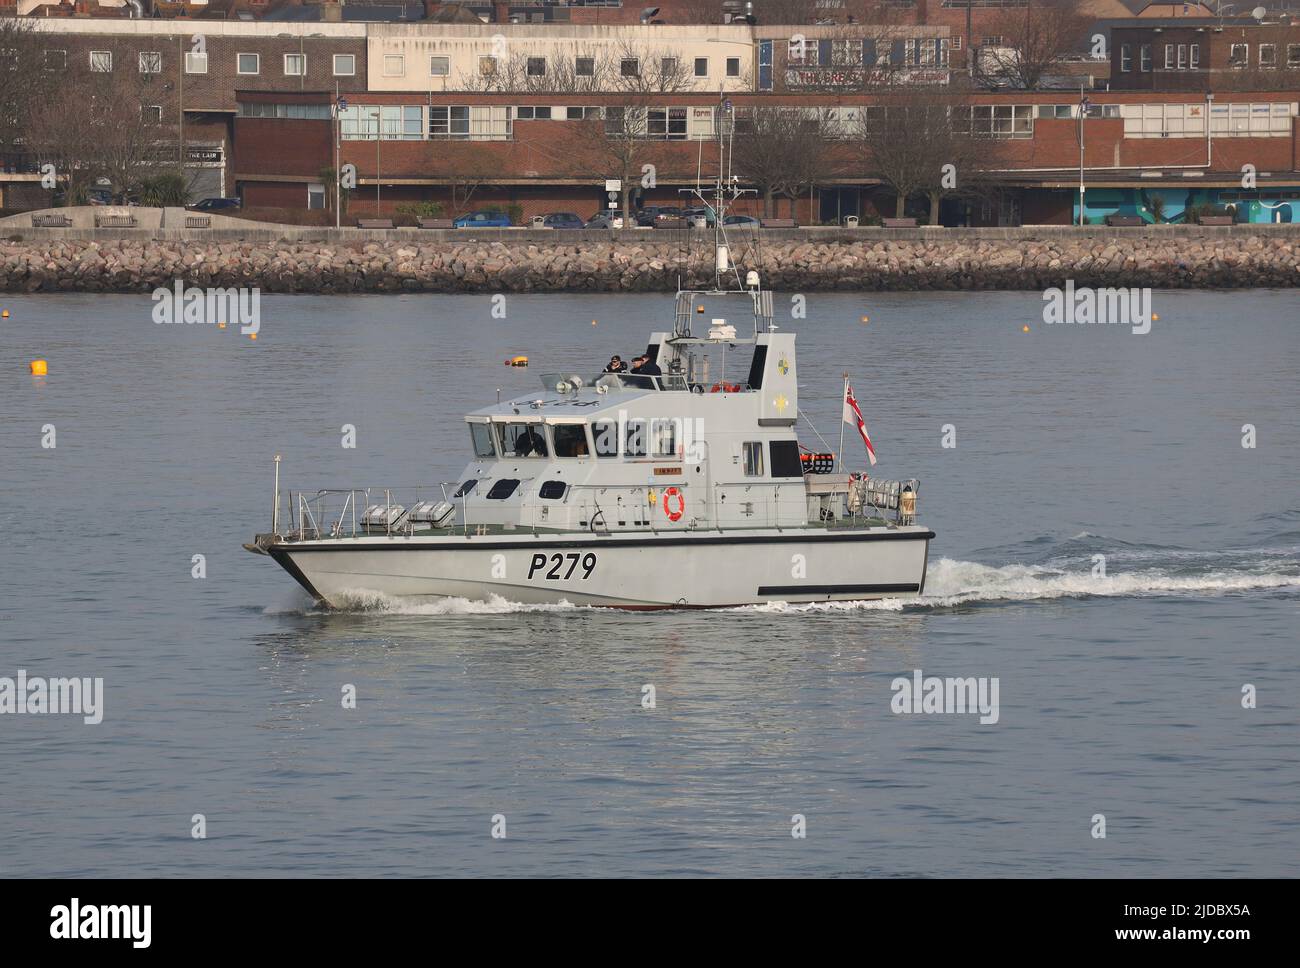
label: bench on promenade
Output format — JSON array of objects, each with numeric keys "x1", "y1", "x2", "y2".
[
  {"x1": 760, "y1": 217, "x2": 798, "y2": 228},
  {"x1": 881, "y1": 217, "x2": 918, "y2": 228},
  {"x1": 1104, "y1": 215, "x2": 1144, "y2": 227},
  {"x1": 1195, "y1": 215, "x2": 1234, "y2": 226},
  {"x1": 32, "y1": 213, "x2": 73, "y2": 228},
  {"x1": 184, "y1": 215, "x2": 211, "y2": 229},
  {"x1": 95, "y1": 214, "x2": 138, "y2": 228},
  {"x1": 417, "y1": 217, "x2": 454, "y2": 229},
  {"x1": 356, "y1": 218, "x2": 394, "y2": 229}
]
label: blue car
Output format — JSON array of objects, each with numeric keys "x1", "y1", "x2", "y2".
[{"x1": 454, "y1": 210, "x2": 512, "y2": 228}]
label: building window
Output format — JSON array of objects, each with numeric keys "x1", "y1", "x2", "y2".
[
  {"x1": 238, "y1": 53, "x2": 260, "y2": 75},
  {"x1": 527, "y1": 56, "x2": 546, "y2": 76},
  {"x1": 1288, "y1": 44, "x2": 1300, "y2": 68},
  {"x1": 726, "y1": 56, "x2": 740, "y2": 77},
  {"x1": 647, "y1": 107, "x2": 687, "y2": 139},
  {"x1": 89, "y1": 50, "x2": 112, "y2": 73},
  {"x1": 383, "y1": 54, "x2": 404, "y2": 76},
  {"x1": 1120, "y1": 43, "x2": 1131, "y2": 72},
  {"x1": 743, "y1": 441, "x2": 764, "y2": 477},
  {"x1": 1259, "y1": 44, "x2": 1276, "y2": 68},
  {"x1": 694, "y1": 56, "x2": 707, "y2": 77},
  {"x1": 284, "y1": 53, "x2": 306, "y2": 76},
  {"x1": 428, "y1": 105, "x2": 470, "y2": 139},
  {"x1": 1176, "y1": 44, "x2": 1187, "y2": 70},
  {"x1": 515, "y1": 106, "x2": 553, "y2": 120},
  {"x1": 185, "y1": 51, "x2": 207, "y2": 74},
  {"x1": 1191, "y1": 44, "x2": 1200, "y2": 69},
  {"x1": 1140, "y1": 44, "x2": 1151, "y2": 72},
  {"x1": 1229, "y1": 44, "x2": 1247, "y2": 67},
  {"x1": 430, "y1": 55, "x2": 450, "y2": 76},
  {"x1": 42, "y1": 49, "x2": 66, "y2": 71},
  {"x1": 960, "y1": 104, "x2": 1034, "y2": 139},
  {"x1": 334, "y1": 54, "x2": 355, "y2": 76},
  {"x1": 620, "y1": 57, "x2": 639, "y2": 77},
  {"x1": 139, "y1": 51, "x2": 161, "y2": 74},
  {"x1": 307, "y1": 183, "x2": 325, "y2": 210},
  {"x1": 576, "y1": 56, "x2": 594, "y2": 76},
  {"x1": 1164, "y1": 44, "x2": 1174, "y2": 70},
  {"x1": 480, "y1": 56, "x2": 498, "y2": 76},
  {"x1": 141, "y1": 104, "x2": 163, "y2": 125}
]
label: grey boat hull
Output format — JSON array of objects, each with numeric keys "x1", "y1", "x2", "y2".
[{"x1": 266, "y1": 527, "x2": 935, "y2": 609}]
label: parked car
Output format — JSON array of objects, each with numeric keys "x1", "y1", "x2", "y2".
[
  {"x1": 453, "y1": 210, "x2": 512, "y2": 228},
  {"x1": 541, "y1": 212, "x2": 584, "y2": 229},
  {"x1": 585, "y1": 212, "x2": 624, "y2": 229},
  {"x1": 188, "y1": 197, "x2": 242, "y2": 212},
  {"x1": 634, "y1": 205, "x2": 685, "y2": 227},
  {"x1": 683, "y1": 206, "x2": 718, "y2": 227},
  {"x1": 723, "y1": 214, "x2": 761, "y2": 228}
]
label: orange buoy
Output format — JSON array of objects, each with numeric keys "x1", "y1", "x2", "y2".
[{"x1": 30, "y1": 359, "x2": 47, "y2": 375}]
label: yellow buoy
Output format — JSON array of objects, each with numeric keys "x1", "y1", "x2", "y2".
[
  {"x1": 505, "y1": 355, "x2": 528, "y2": 367},
  {"x1": 861, "y1": 315, "x2": 869, "y2": 324},
  {"x1": 1022, "y1": 324, "x2": 1031, "y2": 333},
  {"x1": 218, "y1": 321, "x2": 227, "y2": 329},
  {"x1": 30, "y1": 359, "x2": 47, "y2": 375},
  {"x1": 2, "y1": 310, "x2": 9, "y2": 318},
  {"x1": 249, "y1": 332, "x2": 258, "y2": 341},
  {"x1": 591, "y1": 319, "x2": 597, "y2": 326}
]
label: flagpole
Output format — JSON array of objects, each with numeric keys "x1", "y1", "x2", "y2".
[{"x1": 837, "y1": 371, "x2": 848, "y2": 474}]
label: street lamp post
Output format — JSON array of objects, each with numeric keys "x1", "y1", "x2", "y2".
[{"x1": 1079, "y1": 88, "x2": 1090, "y2": 227}]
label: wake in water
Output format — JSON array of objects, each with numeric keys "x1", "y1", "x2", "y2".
[{"x1": 264, "y1": 537, "x2": 1300, "y2": 617}]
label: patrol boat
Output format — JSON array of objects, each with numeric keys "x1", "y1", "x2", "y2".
[{"x1": 245, "y1": 204, "x2": 934, "y2": 610}]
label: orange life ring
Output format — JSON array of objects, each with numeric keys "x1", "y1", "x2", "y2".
[{"x1": 662, "y1": 486, "x2": 685, "y2": 522}]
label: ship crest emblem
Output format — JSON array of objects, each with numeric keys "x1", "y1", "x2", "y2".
[{"x1": 777, "y1": 356, "x2": 790, "y2": 376}]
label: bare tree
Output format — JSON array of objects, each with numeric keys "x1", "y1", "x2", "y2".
[
  {"x1": 977, "y1": 0, "x2": 1091, "y2": 90},
  {"x1": 571, "y1": 47, "x2": 699, "y2": 227},
  {"x1": 856, "y1": 90, "x2": 1003, "y2": 223},
  {"x1": 731, "y1": 106, "x2": 843, "y2": 218},
  {"x1": 0, "y1": 16, "x2": 46, "y2": 169},
  {"x1": 26, "y1": 63, "x2": 172, "y2": 203}
]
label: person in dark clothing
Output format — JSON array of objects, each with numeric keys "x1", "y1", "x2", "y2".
[
  {"x1": 638, "y1": 357, "x2": 662, "y2": 377},
  {"x1": 603, "y1": 355, "x2": 628, "y2": 373},
  {"x1": 515, "y1": 426, "x2": 547, "y2": 457}
]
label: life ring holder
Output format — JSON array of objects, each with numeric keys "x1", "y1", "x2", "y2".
[{"x1": 662, "y1": 486, "x2": 685, "y2": 522}]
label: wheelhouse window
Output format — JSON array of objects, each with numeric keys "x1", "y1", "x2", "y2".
[
  {"x1": 538, "y1": 481, "x2": 568, "y2": 500},
  {"x1": 486, "y1": 479, "x2": 520, "y2": 500},
  {"x1": 593, "y1": 419, "x2": 619, "y2": 458},
  {"x1": 454, "y1": 480, "x2": 478, "y2": 498},
  {"x1": 496, "y1": 422, "x2": 547, "y2": 458},
  {"x1": 552, "y1": 424, "x2": 589, "y2": 458},
  {"x1": 469, "y1": 423, "x2": 496, "y2": 458},
  {"x1": 743, "y1": 441, "x2": 765, "y2": 477}
]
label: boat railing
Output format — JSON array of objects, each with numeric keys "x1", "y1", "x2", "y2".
[
  {"x1": 275, "y1": 484, "x2": 464, "y2": 541},
  {"x1": 848, "y1": 476, "x2": 920, "y2": 526}
]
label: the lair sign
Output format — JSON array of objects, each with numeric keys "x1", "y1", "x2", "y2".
[{"x1": 784, "y1": 67, "x2": 949, "y2": 88}]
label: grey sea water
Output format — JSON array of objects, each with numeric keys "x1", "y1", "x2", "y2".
[{"x1": 0, "y1": 289, "x2": 1297, "y2": 878}]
